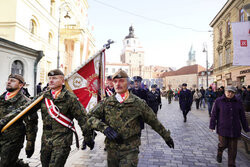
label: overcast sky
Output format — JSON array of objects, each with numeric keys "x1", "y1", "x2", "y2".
[{"x1": 87, "y1": 0, "x2": 228, "y2": 69}]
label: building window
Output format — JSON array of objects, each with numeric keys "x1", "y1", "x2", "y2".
[
  {"x1": 112, "y1": 68, "x2": 115, "y2": 73},
  {"x1": 48, "y1": 32, "x2": 53, "y2": 44},
  {"x1": 218, "y1": 52, "x2": 222, "y2": 67},
  {"x1": 11, "y1": 60, "x2": 24, "y2": 76},
  {"x1": 50, "y1": 0, "x2": 55, "y2": 16},
  {"x1": 240, "y1": 8, "x2": 245, "y2": 22},
  {"x1": 219, "y1": 27, "x2": 222, "y2": 41},
  {"x1": 29, "y1": 19, "x2": 37, "y2": 34},
  {"x1": 226, "y1": 21, "x2": 230, "y2": 35},
  {"x1": 225, "y1": 48, "x2": 231, "y2": 64},
  {"x1": 105, "y1": 68, "x2": 108, "y2": 73}
]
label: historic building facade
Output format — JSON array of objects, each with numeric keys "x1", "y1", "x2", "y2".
[
  {"x1": 105, "y1": 62, "x2": 130, "y2": 78},
  {"x1": 0, "y1": 0, "x2": 95, "y2": 85},
  {"x1": 160, "y1": 64, "x2": 205, "y2": 89},
  {"x1": 120, "y1": 25, "x2": 145, "y2": 77},
  {"x1": 0, "y1": 37, "x2": 43, "y2": 95},
  {"x1": 210, "y1": 0, "x2": 250, "y2": 87}
]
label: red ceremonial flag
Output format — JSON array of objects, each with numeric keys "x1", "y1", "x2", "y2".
[{"x1": 65, "y1": 49, "x2": 106, "y2": 112}]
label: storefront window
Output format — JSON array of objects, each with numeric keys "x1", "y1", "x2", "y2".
[{"x1": 11, "y1": 60, "x2": 24, "y2": 76}]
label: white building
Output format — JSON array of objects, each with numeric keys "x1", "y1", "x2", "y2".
[
  {"x1": 0, "y1": 0, "x2": 95, "y2": 84},
  {"x1": 105, "y1": 62, "x2": 130, "y2": 78},
  {"x1": 0, "y1": 37, "x2": 43, "y2": 96},
  {"x1": 120, "y1": 26, "x2": 144, "y2": 77}
]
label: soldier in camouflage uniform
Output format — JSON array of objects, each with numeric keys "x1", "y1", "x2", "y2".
[
  {"x1": 0, "y1": 74, "x2": 38, "y2": 167},
  {"x1": 0, "y1": 69, "x2": 94, "y2": 167},
  {"x1": 87, "y1": 69, "x2": 174, "y2": 167}
]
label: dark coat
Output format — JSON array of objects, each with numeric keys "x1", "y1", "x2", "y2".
[
  {"x1": 179, "y1": 89, "x2": 192, "y2": 111},
  {"x1": 147, "y1": 91, "x2": 161, "y2": 113},
  {"x1": 209, "y1": 94, "x2": 249, "y2": 138},
  {"x1": 205, "y1": 90, "x2": 216, "y2": 103},
  {"x1": 243, "y1": 90, "x2": 250, "y2": 112},
  {"x1": 131, "y1": 88, "x2": 147, "y2": 102}
]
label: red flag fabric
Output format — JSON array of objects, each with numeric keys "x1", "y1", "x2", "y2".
[{"x1": 65, "y1": 49, "x2": 105, "y2": 112}]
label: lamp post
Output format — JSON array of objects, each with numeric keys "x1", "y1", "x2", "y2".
[
  {"x1": 203, "y1": 43, "x2": 209, "y2": 88},
  {"x1": 57, "y1": 2, "x2": 71, "y2": 69},
  {"x1": 243, "y1": 3, "x2": 250, "y2": 21}
]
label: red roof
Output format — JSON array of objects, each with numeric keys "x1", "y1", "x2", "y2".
[{"x1": 160, "y1": 64, "x2": 205, "y2": 77}]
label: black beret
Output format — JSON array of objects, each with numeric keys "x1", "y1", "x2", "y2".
[
  {"x1": 8, "y1": 74, "x2": 24, "y2": 83},
  {"x1": 48, "y1": 69, "x2": 64, "y2": 76}
]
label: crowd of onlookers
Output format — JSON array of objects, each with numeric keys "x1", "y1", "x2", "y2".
[{"x1": 161, "y1": 85, "x2": 250, "y2": 115}]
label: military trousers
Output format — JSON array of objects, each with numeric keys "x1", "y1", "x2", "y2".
[
  {"x1": 107, "y1": 147, "x2": 139, "y2": 167},
  {"x1": 40, "y1": 143, "x2": 71, "y2": 167},
  {"x1": 218, "y1": 135, "x2": 238, "y2": 167},
  {"x1": 0, "y1": 135, "x2": 24, "y2": 167}
]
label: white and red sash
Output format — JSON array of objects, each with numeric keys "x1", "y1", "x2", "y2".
[
  {"x1": 45, "y1": 98, "x2": 79, "y2": 148},
  {"x1": 105, "y1": 87, "x2": 114, "y2": 97}
]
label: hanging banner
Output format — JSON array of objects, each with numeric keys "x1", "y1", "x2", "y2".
[{"x1": 231, "y1": 22, "x2": 250, "y2": 66}]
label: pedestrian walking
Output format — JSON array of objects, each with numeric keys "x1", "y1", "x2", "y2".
[
  {"x1": 205, "y1": 86, "x2": 216, "y2": 117},
  {"x1": 36, "y1": 82, "x2": 42, "y2": 95},
  {"x1": 209, "y1": 86, "x2": 249, "y2": 167},
  {"x1": 167, "y1": 88, "x2": 174, "y2": 104},
  {"x1": 147, "y1": 84, "x2": 161, "y2": 115},
  {"x1": 199, "y1": 87, "x2": 206, "y2": 108},
  {"x1": 0, "y1": 69, "x2": 95, "y2": 167},
  {"x1": 87, "y1": 69, "x2": 174, "y2": 167},
  {"x1": 0, "y1": 74, "x2": 38, "y2": 167},
  {"x1": 243, "y1": 85, "x2": 250, "y2": 112},
  {"x1": 179, "y1": 83, "x2": 192, "y2": 122},
  {"x1": 193, "y1": 89, "x2": 202, "y2": 109}
]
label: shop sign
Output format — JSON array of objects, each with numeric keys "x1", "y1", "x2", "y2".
[{"x1": 240, "y1": 69, "x2": 250, "y2": 74}]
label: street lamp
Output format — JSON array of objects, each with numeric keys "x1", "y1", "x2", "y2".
[
  {"x1": 57, "y1": 2, "x2": 71, "y2": 69},
  {"x1": 243, "y1": 3, "x2": 250, "y2": 21},
  {"x1": 203, "y1": 43, "x2": 209, "y2": 88}
]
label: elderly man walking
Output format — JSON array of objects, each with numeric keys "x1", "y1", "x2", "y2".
[{"x1": 209, "y1": 86, "x2": 249, "y2": 167}]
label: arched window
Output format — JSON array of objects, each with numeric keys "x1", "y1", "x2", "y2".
[
  {"x1": 48, "y1": 32, "x2": 53, "y2": 44},
  {"x1": 226, "y1": 20, "x2": 230, "y2": 35},
  {"x1": 11, "y1": 60, "x2": 24, "y2": 76},
  {"x1": 29, "y1": 19, "x2": 37, "y2": 34},
  {"x1": 239, "y1": 8, "x2": 245, "y2": 22},
  {"x1": 50, "y1": 0, "x2": 55, "y2": 16}
]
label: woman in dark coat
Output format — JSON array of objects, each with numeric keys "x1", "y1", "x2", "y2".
[
  {"x1": 210, "y1": 86, "x2": 249, "y2": 167},
  {"x1": 179, "y1": 83, "x2": 192, "y2": 122}
]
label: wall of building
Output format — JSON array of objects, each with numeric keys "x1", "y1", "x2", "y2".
[
  {"x1": 211, "y1": 0, "x2": 250, "y2": 87},
  {"x1": 164, "y1": 74, "x2": 198, "y2": 89}
]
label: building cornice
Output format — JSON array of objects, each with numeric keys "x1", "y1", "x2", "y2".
[{"x1": 209, "y1": 0, "x2": 234, "y2": 27}]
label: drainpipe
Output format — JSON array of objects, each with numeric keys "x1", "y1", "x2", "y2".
[{"x1": 34, "y1": 51, "x2": 44, "y2": 96}]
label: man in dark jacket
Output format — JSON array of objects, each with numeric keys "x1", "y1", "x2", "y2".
[
  {"x1": 205, "y1": 87, "x2": 216, "y2": 117},
  {"x1": 209, "y1": 86, "x2": 249, "y2": 167},
  {"x1": 243, "y1": 85, "x2": 250, "y2": 112},
  {"x1": 179, "y1": 83, "x2": 192, "y2": 122},
  {"x1": 36, "y1": 82, "x2": 42, "y2": 95},
  {"x1": 131, "y1": 76, "x2": 147, "y2": 102},
  {"x1": 147, "y1": 84, "x2": 161, "y2": 115},
  {"x1": 200, "y1": 87, "x2": 206, "y2": 108}
]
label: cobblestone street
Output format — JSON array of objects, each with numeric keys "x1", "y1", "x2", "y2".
[{"x1": 19, "y1": 98, "x2": 250, "y2": 167}]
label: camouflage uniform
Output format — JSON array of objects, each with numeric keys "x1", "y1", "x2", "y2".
[
  {"x1": 0, "y1": 90, "x2": 38, "y2": 167},
  {"x1": 88, "y1": 93, "x2": 172, "y2": 167},
  {"x1": 2, "y1": 86, "x2": 92, "y2": 167}
]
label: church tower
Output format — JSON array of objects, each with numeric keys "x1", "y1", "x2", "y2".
[
  {"x1": 187, "y1": 45, "x2": 196, "y2": 66},
  {"x1": 120, "y1": 25, "x2": 144, "y2": 76}
]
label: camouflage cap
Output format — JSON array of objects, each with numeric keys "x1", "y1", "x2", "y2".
[
  {"x1": 48, "y1": 69, "x2": 64, "y2": 76},
  {"x1": 112, "y1": 69, "x2": 128, "y2": 79},
  {"x1": 8, "y1": 74, "x2": 25, "y2": 83}
]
